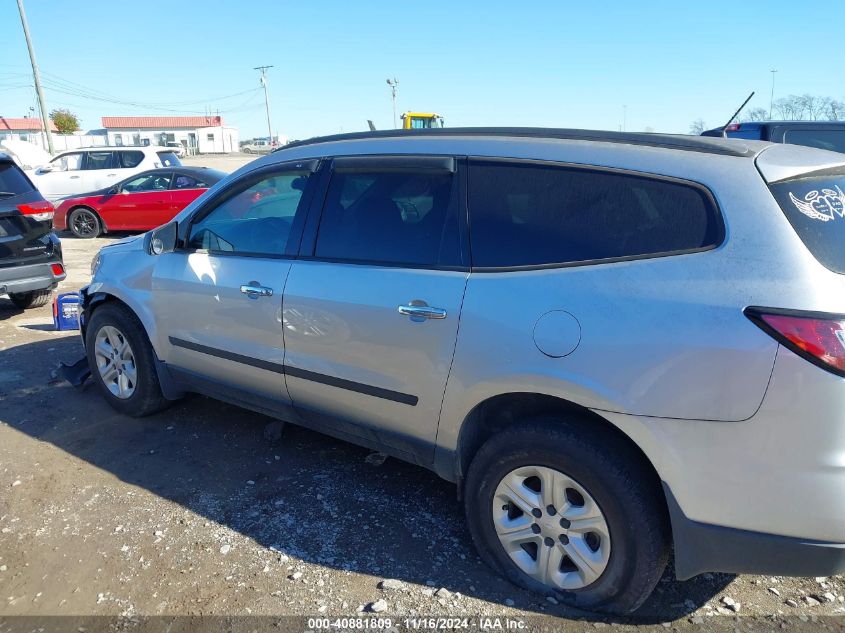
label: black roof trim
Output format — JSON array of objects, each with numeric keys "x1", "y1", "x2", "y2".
[{"x1": 280, "y1": 127, "x2": 754, "y2": 157}]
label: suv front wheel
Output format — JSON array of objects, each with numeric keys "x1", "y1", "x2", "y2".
[
  {"x1": 464, "y1": 419, "x2": 669, "y2": 615},
  {"x1": 85, "y1": 302, "x2": 169, "y2": 417}
]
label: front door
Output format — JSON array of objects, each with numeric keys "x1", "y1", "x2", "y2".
[
  {"x1": 282, "y1": 155, "x2": 468, "y2": 462},
  {"x1": 150, "y1": 160, "x2": 320, "y2": 406}
]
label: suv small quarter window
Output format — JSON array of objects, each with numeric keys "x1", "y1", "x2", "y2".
[
  {"x1": 186, "y1": 163, "x2": 316, "y2": 257},
  {"x1": 118, "y1": 150, "x2": 145, "y2": 168},
  {"x1": 467, "y1": 160, "x2": 722, "y2": 268},
  {"x1": 314, "y1": 156, "x2": 462, "y2": 267}
]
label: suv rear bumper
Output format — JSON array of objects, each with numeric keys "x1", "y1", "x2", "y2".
[
  {"x1": 0, "y1": 260, "x2": 65, "y2": 295},
  {"x1": 665, "y1": 485, "x2": 845, "y2": 580}
]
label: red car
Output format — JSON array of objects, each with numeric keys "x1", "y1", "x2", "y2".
[{"x1": 54, "y1": 167, "x2": 226, "y2": 238}]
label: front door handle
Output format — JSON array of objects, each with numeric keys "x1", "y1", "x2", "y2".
[
  {"x1": 69, "y1": 175, "x2": 80, "y2": 179},
  {"x1": 398, "y1": 304, "x2": 447, "y2": 319},
  {"x1": 240, "y1": 282, "x2": 273, "y2": 298}
]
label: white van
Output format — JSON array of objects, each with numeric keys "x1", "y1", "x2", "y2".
[{"x1": 28, "y1": 146, "x2": 182, "y2": 201}]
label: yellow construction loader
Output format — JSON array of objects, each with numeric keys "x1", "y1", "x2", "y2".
[
  {"x1": 400, "y1": 112, "x2": 445, "y2": 129},
  {"x1": 368, "y1": 113, "x2": 445, "y2": 131}
]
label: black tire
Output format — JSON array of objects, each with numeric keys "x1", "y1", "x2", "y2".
[
  {"x1": 9, "y1": 288, "x2": 52, "y2": 309},
  {"x1": 464, "y1": 418, "x2": 669, "y2": 615},
  {"x1": 68, "y1": 207, "x2": 101, "y2": 238},
  {"x1": 243, "y1": 148, "x2": 253, "y2": 154},
  {"x1": 85, "y1": 302, "x2": 170, "y2": 417}
]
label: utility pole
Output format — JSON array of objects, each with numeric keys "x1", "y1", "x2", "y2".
[
  {"x1": 16, "y1": 0, "x2": 54, "y2": 155},
  {"x1": 386, "y1": 78, "x2": 399, "y2": 129},
  {"x1": 254, "y1": 65, "x2": 274, "y2": 143},
  {"x1": 769, "y1": 69, "x2": 778, "y2": 119}
]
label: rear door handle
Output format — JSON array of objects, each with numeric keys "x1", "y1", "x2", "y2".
[
  {"x1": 398, "y1": 304, "x2": 447, "y2": 319},
  {"x1": 240, "y1": 282, "x2": 273, "y2": 297},
  {"x1": 69, "y1": 175, "x2": 80, "y2": 179}
]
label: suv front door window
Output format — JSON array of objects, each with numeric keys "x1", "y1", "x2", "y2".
[{"x1": 281, "y1": 155, "x2": 468, "y2": 460}]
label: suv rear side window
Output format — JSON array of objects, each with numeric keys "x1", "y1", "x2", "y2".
[
  {"x1": 769, "y1": 171, "x2": 845, "y2": 273},
  {"x1": 315, "y1": 162, "x2": 460, "y2": 267},
  {"x1": 118, "y1": 151, "x2": 145, "y2": 168},
  {"x1": 0, "y1": 162, "x2": 34, "y2": 196},
  {"x1": 467, "y1": 160, "x2": 722, "y2": 268}
]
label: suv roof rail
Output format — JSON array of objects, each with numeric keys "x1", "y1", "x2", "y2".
[{"x1": 279, "y1": 127, "x2": 754, "y2": 157}]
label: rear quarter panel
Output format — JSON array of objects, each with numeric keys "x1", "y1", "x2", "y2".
[{"x1": 437, "y1": 145, "x2": 821, "y2": 455}]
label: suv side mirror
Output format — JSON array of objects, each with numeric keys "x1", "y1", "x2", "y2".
[
  {"x1": 149, "y1": 221, "x2": 178, "y2": 255},
  {"x1": 39, "y1": 164, "x2": 54, "y2": 174}
]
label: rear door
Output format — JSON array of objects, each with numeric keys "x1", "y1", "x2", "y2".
[
  {"x1": 282, "y1": 155, "x2": 469, "y2": 462},
  {"x1": 82, "y1": 150, "x2": 119, "y2": 193},
  {"x1": 0, "y1": 161, "x2": 53, "y2": 265},
  {"x1": 169, "y1": 172, "x2": 211, "y2": 220}
]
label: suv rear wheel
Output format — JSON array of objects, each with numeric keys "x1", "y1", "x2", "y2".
[
  {"x1": 464, "y1": 419, "x2": 669, "y2": 615},
  {"x1": 85, "y1": 303, "x2": 169, "y2": 417},
  {"x1": 8, "y1": 289, "x2": 52, "y2": 309}
]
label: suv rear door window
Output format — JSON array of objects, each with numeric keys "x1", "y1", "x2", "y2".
[
  {"x1": 467, "y1": 160, "x2": 722, "y2": 268},
  {"x1": 315, "y1": 157, "x2": 461, "y2": 267},
  {"x1": 769, "y1": 171, "x2": 845, "y2": 273},
  {"x1": 85, "y1": 151, "x2": 115, "y2": 170}
]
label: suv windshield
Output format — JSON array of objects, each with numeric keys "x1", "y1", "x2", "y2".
[{"x1": 769, "y1": 170, "x2": 845, "y2": 273}]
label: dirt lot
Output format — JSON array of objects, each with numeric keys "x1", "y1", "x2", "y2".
[{"x1": 1, "y1": 162, "x2": 845, "y2": 630}]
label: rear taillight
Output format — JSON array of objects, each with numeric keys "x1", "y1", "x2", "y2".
[
  {"x1": 18, "y1": 200, "x2": 55, "y2": 222},
  {"x1": 726, "y1": 123, "x2": 741, "y2": 131},
  {"x1": 51, "y1": 263, "x2": 65, "y2": 277},
  {"x1": 745, "y1": 307, "x2": 845, "y2": 376}
]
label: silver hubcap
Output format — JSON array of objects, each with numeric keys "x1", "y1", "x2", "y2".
[
  {"x1": 492, "y1": 465, "x2": 611, "y2": 590},
  {"x1": 94, "y1": 325, "x2": 137, "y2": 399}
]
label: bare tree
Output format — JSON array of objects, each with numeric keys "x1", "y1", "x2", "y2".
[
  {"x1": 689, "y1": 119, "x2": 707, "y2": 135},
  {"x1": 826, "y1": 100, "x2": 845, "y2": 120},
  {"x1": 742, "y1": 107, "x2": 768, "y2": 122},
  {"x1": 772, "y1": 94, "x2": 845, "y2": 121}
]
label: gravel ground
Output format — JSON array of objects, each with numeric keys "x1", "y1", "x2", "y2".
[{"x1": 1, "y1": 180, "x2": 844, "y2": 631}]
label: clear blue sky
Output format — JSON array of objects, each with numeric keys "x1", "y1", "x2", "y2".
[{"x1": 1, "y1": 1, "x2": 842, "y2": 140}]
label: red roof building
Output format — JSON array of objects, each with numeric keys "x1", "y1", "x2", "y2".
[
  {"x1": 0, "y1": 117, "x2": 58, "y2": 132},
  {"x1": 101, "y1": 116, "x2": 223, "y2": 129}
]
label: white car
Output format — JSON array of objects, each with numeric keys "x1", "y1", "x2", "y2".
[{"x1": 27, "y1": 146, "x2": 182, "y2": 201}]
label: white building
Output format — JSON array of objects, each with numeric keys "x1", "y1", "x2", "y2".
[
  {"x1": 0, "y1": 117, "x2": 57, "y2": 150},
  {"x1": 101, "y1": 116, "x2": 239, "y2": 154}
]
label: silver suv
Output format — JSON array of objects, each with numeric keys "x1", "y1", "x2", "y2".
[{"x1": 79, "y1": 128, "x2": 845, "y2": 614}]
